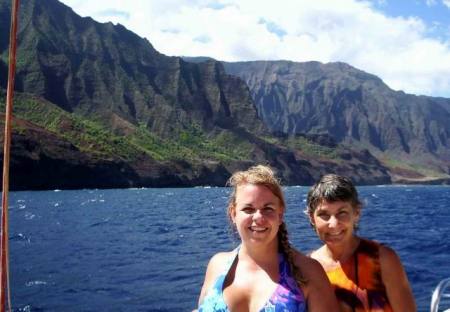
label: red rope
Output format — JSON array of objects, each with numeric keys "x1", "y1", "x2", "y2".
[{"x1": 1, "y1": 0, "x2": 20, "y2": 311}]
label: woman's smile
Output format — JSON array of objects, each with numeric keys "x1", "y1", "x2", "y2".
[
  {"x1": 311, "y1": 200, "x2": 359, "y2": 246},
  {"x1": 232, "y1": 183, "x2": 283, "y2": 245},
  {"x1": 249, "y1": 225, "x2": 269, "y2": 233}
]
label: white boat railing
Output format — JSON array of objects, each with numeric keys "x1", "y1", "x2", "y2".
[{"x1": 431, "y1": 278, "x2": 450, "y2": 312}]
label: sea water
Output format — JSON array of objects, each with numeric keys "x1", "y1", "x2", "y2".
[{"x1": 8, "y1": 185, "x2": 450, "y2": 311}]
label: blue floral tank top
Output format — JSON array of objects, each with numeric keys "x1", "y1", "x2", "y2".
[{"x1": 198, "y1": 252, "x2": 307, "y2": 312}]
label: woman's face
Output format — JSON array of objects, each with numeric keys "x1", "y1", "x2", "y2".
[
  {"x1": 310, "y1": 200, "x2": 360, "y2": 247},
  {"x1": 231, "y1": 183, "x2": 283, "y2": 247}
]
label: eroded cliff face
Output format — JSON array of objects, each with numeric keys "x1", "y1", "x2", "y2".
[
  {"x1": 0, "y1": 0, "x2": 396, "y2": 189},
  {"x1": 223, "y1": 60, "x2": 450, "y2": 173},
  {"x1": 0, "y1": 0, "x2": 266, "y2": 139}
]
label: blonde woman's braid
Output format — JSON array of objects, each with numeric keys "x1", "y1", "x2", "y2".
[{"x1": 278, "y1": 222, "x2": 307, "y2": 286}]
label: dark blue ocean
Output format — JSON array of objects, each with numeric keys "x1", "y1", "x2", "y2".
[{"x1": 8, "y1": 185, "x2": 450, "y2": 312}]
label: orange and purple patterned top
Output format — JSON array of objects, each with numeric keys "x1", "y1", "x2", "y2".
[{"x1": 325, "y1": 238, "x2": 392, "y2": 312}]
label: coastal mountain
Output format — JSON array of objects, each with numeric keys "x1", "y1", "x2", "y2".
[
  {"x1": 0, "y1": 0, "x2": 444, "y2": 189},
  {"x1": 185, "y1": 56, "x2": 450, "y2": 181},
  {"x1": 0, "y1": 0, "x2": 264, "y2": 136},
  {"x1": 221, "y1": 60, "x2": 450, "y2": 181}
]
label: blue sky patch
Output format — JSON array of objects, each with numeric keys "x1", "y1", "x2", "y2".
[
  {"x1": 258, "y1": 18, "x2": 287, "y2": 38},
  {"x1": 96, "y1": 9, "x2": 130, "y2": 20},
  {"x1": 193, "y1": 35, "x2": 212, "y2": 43},
  {"x1": 369, "y1": 0, "x2": 449, "y2": 41}
]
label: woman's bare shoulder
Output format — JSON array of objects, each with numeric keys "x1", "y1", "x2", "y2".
[
  {"x1": 308, "y1": 245, "x2": 325, "y2": 258},
  {"x1": 292, "y1": 249, "x2": 325, "y2": 278},
  {"x1": 378, "y1": 244, "x2": 405, "y2": 279},
  {"x1": 208, "y1": 251, "x2": 235, "y2": 268},
  {"x1": 203, "y1": 250, "x2": 236, "y2": 280},
  {"x1": 197, "y1": 250, "x2": 237, "y2": 306}
]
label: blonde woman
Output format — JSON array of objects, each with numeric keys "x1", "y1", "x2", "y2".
[{"x1": 197, "y1": 165, "x2": 338, "y2": 311}]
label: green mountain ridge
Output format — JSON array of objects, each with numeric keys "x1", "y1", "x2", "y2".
[
  {"x1": 1, "y1": 88, "x2": 392, "y2": 189},
  {"x1": 1, "y1": 0, "x2": 447, "y2": 189},
  {"x1": 222, "y1": 60, "x2": 450, "y2": 157},
  {"x1": 185, "y1": 58, "x2": 450, "y2": 183},
  {"x1": 0, "y1": 90, "x2": 249, "y2": 189}
]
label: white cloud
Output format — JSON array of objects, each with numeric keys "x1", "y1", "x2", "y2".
[
  {"x1": 59, "y1": 0, "x2": 450, "y2": 98},
  {"x1": 442, "y1": 0, "x2": 450, "y2": 8}
]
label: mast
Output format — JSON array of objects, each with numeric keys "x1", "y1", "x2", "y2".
[{"x1": 1, "y1": 0, "x2": 20, "y2": 311}]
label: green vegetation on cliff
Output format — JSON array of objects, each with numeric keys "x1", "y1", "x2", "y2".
[{"x1": 0, "y1": 91, "x2": 254, "y2": 164}]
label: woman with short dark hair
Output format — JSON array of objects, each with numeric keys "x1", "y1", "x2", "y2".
[{"x1": 306, "y1": 174, "x2": 416, "y2": 312}]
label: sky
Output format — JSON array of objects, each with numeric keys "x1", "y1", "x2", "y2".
[{"x1": 58, "y1": 0, "x2": 450, "y2": 98}]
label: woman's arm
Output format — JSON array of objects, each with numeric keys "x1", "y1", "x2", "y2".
[
  {"x1": 380, "y1": 245, "x2": 416, "y2": 312},
  {"x1": 295, "y1": 253, "x2": 339, "y2": 312},
  {"x1": 197, "y1": 252, "x2": 230, "y2": 307}
]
